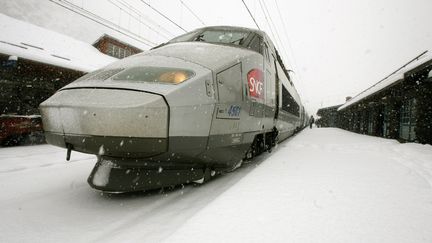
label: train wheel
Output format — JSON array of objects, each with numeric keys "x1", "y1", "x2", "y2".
[
  {"x1": 246, "y1": 134, "x2": 264, "y2": 159},
  {"x1": 193, "y1": 167, "x2": 213, "y2": 184}
]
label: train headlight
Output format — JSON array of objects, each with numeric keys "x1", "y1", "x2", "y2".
[
  {"x1": 112, "y1": 67, "x2": 194, "y2": 84},
  {"x1": 158, "y1": 70, "x2": 191, "y2": 84}
]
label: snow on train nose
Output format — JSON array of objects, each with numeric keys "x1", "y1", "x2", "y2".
[{"x1": 39, "y1": 88, "x2": 168, "y2": 157}]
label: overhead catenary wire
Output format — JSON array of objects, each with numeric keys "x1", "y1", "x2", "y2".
[
  {"x1": 106, "y1": 0, "x2": 173, "y2": 40},
  {"x1": 241, "y1": 0, "x2": 260, "y2": 30},
  {"x1": 273, "y1": 0, "x2": 304, "y2": 84},
  {"x1": 57, "y1": 0, "x2": 157, "y2": 45},
  {"x1": 138, "y1": 0, "x2": 188, "y2": 33},
  {"x1": 116, "y1": 0, "x2": 175, "y2": 38},
  {"x1": 179, "y1": 0, "x2": 206, "y2": 26},
  {"x1": 258, "y1": 0, "x2": 291, "y2": 65},
  {"x1": 257, "y1": 0, "x2": 296, "y2": 86},
  {"x1": 257, "y1": 0, "x2": 277, "y2": 43},
  {"x1": 249, "y1": 0, "x2": 306, "y2": 104},
  {"x1": 274, "y1": 0, "x2": 297, "y2": 64},
  {"x1": 48, "y1": 0, "x2": 156, "y2": 47}
]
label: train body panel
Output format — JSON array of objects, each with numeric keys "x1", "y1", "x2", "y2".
[{"x1": 39, "y1": 26, "x2": 307, "y2": 192}]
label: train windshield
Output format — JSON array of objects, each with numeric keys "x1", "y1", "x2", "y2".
[
  {"x1": 169, "y1": 29, "x2": 251, "y2": 47},
  {"x1": 194, "y1": 30, "x2": 249, "y2": 45}
]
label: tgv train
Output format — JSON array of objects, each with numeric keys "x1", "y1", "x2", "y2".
[{"x1": 40, "y1": 26, "x2": 308, "y2": 192}]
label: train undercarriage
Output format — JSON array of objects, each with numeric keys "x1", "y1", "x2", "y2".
[{"x1": 87, "y1": 129, "x2": 279, "y2": 193}]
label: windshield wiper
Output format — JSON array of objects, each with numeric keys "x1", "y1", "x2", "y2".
[
  {"x1": 230, "y1": 37, "x2": 244, "y2": 45},
  {"x1": 151, "y1": 42, "x2": 167, "y2": 50},
  {"x1": 194, "y1": 34, "x2": 204, "y2": 42}
]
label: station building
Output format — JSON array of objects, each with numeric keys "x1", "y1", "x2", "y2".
[
  {"x1": 93, "y1": 34, "x2": 142, "y2": 59},
  {"x1": 336, "y1": 51, "x2": 432, "y2": 145},
  {"x1": 316, "y1": 104, "x2": 342, "y2": 128}
]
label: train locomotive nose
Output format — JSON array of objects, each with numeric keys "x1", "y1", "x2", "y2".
[
  {"x1": 40, "y1": 88, "x2": 207, "y2": 192},
  {"x1": 40, "y1": 88, "x2": 169, "y2": 157}
]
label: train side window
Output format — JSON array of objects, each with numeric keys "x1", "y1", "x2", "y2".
[
  {"x1": 248, "y1": 35, "x2": 263, "y2": 54},
  {"x1": 281, "y1": 85, "x2": 300, "y2": 116},
  {"x1": 270, "y1": 54, "x2": 276, "y2": 69},
  {"x1": 264, "y1": 43, "x2": 270, "y2": 61}
]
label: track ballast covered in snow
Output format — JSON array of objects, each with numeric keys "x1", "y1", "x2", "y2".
[{"x1": 1, "y1": 128, "x2": 432, "y2": 242}]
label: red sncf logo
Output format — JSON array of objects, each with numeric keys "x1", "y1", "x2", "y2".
[{"x1": 247, "y1": 69, "x2": 264, "y2": 99}]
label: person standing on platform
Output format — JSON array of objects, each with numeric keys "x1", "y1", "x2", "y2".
[{"x1": 309, "y1": 115, "x2": 315, "y2": 129}]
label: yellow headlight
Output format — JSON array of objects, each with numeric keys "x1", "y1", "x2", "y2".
[{"x1": 159, "y1": 71, "x2": 189, "y2": 84}]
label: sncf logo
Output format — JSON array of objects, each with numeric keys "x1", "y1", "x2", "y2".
[{"x1": 247, "y1": 69, "x2": 264, "y2": 99}]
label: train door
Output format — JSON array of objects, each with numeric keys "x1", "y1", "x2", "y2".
[
  {"x1": 207, "y1": 63, "x2": 244, "y2": 165},
  {"x1": 274, "y1": 60, "x2": 280, "y2": 120},
  {"x1": 209, "y1": 63, "x2": 242, "y2": 135}
]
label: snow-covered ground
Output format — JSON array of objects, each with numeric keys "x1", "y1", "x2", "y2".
[{"x1": 1, "y1": 128, "x2": 432, "y2": 243}]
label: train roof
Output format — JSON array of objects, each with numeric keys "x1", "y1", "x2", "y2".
[
  {"x1": 156, "y1": 25, "x2": 295, "y2": 91},
  {"x1": 162, "y1": 25, "x2": 266, "y2": 46},
  {"x1": 193, "y1": 25, "x2": 265, "y2": 35}
]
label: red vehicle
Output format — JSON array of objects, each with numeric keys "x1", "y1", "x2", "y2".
[{"x1": 0, "y1": 115, "x2": 44, "y2": 146}]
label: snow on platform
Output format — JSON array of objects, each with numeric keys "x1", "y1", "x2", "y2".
[{"x1": 1, "y1": 128, "x2": 432, "y2": 243}]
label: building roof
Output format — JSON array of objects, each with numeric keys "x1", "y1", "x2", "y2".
[
  {"x1": 92, "y1": 34, "x2": 143, "y2": 52},
  {"x1": 0, "y1": 14, "x2": 117, "y2": 73},
  {"x1": 318, "y1": 104, "x2": 343, "y2": 112},
  {"x1": 338, "y1": 51, "x2": 432, "y2": 111}
]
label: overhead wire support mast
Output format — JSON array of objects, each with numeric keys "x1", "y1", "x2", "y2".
[
  {"x1": 180, "y1": 0, "x2": 205, "y2": 26},
  {"x1": 241, "y1": 0, "x2": 260, "y2": 30},
  {"x1": 138, "y1": 0, "x2": 188, "y2": 33},
  {"x1": 49, "y1": 0, "x2": 156, "y2": 47}
]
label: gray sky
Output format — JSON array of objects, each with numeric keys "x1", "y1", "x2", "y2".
[{"x1": 1, "y1": 0, "x2": 431, "y2": 113}]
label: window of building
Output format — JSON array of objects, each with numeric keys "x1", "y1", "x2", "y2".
[
  {"x1": 107, "y1": 43, "x2": 114, "y2": 56},
  {"x1": 119, "y1": 48, "x2": 124, "y2": 58},
  {"x1": 126, "y1": 49, "x2": 132, "y2": 57},
  {"x1": 113, "y1": 45, "x2": 119, "y2": 58},
  {"x1": 383, "y1": 105, "x2": 390, "y2": 137},
  {"x1": 106, "y1": 43, "x2": 133, "y2": 59},
  {"x1": 399, "y1": 98, "x2": 417, "y2": 141}
]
